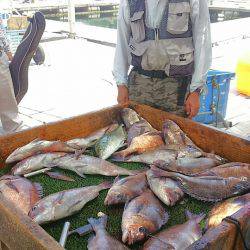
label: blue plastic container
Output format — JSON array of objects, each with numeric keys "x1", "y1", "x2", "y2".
[{"x1": 193, "y1": 70, "x2": 235, "y2": 124}]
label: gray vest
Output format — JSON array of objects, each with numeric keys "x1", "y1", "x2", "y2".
[{"x1": 128, "y1": 0, "x2": 194, "y2": 77}]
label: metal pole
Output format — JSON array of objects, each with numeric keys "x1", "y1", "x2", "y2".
[
  {"x1": 59, "y1": 222, "x2": 71, "y2": 248},
  {"x1": 68, "y1": 0, "x2": 76, "y2": 38}
]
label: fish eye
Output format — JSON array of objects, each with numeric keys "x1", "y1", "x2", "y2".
[
  {"x1": 139, "y1": 227, "x2": 148, "y2": 234},
  {"x1": 31, "y1": 205, "x2": 38, "y2": 211}
]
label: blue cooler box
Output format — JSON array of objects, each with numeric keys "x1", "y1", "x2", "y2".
[{"x1": 193, "y1": 70, "x2": 235, "y2": 124}]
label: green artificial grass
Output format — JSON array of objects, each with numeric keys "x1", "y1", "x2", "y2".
[{"x1": 0, "y1": 151, "x2": 213, "y2": 250}]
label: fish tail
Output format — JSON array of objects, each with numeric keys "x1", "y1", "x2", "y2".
[
  {"x1": 34, "y1": 182, "x2": 44, "y2": 198},
  {"x1": 185, "y1": 210, "x2": 206, "y2": 223},
  {"x1": 88, "y1": 214, "x2": 108, "y2": 231},
  {"x1": 98, "y1": 181, "x2": 112, "y2": 190},
  {"x1": 130, "y1": 168, "x2": 148, "y2": 175},
  {"x1": 112, "y1": 149, "x2": 129, "y2": 159},
  {"x1": 110, "y1": 154, "x2": 128, "y2": 162}
]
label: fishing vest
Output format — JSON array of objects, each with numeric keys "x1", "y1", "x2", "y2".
[{"x1": 128, "y1": 0, "x2": 194, "y2": 77}]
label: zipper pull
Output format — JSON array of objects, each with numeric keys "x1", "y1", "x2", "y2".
[{"x1": 154, "y1": 28, "x2": 159, "y2": 41}]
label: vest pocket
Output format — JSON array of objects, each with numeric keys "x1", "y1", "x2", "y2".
[
  {"x1": 167, "y1": 2, "x2": 191, "y2": 35},
  {"x1": 130, "y1": 11, "x2": 146, "y2": 42}
]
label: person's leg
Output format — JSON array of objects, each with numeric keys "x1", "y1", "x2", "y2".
[
  {"x1": 151, "y1": 76, "x2": 191, "y2": 117},
  {"x1": 128, "y1": 71, "x2": 158, "y2": 107},
  {"x1": 0, "y1": 60, "x2": 22, "y2": 133}
]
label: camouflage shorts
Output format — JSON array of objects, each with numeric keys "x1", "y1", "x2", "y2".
[{"x1": 128, "y1": 71, "x2": 191, "y2": 117}]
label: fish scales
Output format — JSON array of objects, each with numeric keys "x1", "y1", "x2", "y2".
[
  {"x1": 95, "y1": 125, "x2": 127, "y2": 160},
  {"x1": 146, "y1": 170, "x2": 184, "y2": 206},
  {"x1": 104, "y1": 173, "x2": 148, "y2": 205}
]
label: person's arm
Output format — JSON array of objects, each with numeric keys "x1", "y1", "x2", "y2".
[
  {"x1": 6, "y1": 51, "x2": 13, "y2": 61},
  {"x1": 185, "y1": 0, "x2": 212, "y2": 118},
  {"x1": 112, "y1": 0, "x2": 131, "y2": 105}
]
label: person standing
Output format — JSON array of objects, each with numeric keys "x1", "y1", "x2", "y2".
[
  {"x1": 0, "y1": 20, "x2": 22, "y2": 133},
  {"x1": 113, "y1": 0, "x2": 212, "y2": 118}
]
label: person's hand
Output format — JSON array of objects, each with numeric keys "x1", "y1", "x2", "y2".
[
  {"x1": 185, "y1": 92, "x2": 200, "y2": 119},
  {"x1": 6, "y1": 51, "x2": 13, "y2": 62},
  {"x1": 117, "y1": 85, "x2": 129, "y2": 105}
]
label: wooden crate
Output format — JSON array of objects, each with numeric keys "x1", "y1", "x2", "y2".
[{"x1": 0, "y1": 103, "x2": 249, "y2": 249}]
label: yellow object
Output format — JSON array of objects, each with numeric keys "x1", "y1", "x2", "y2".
[
  {"x1": 7, "y1": 16, "x2": 28, "y2": 30},
  {"x1": 236, "y1": 50, "x2": 250, "y2": 96}
]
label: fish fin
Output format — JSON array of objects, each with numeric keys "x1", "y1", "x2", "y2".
[
  {"x1": 112, "y1": 149, "x2": 130, "y2": 159},
  {"x1": 153, "y1": 160, "x2": 169, "y2": 168},
  {"x1": 31, "y1": 138, "x2": 42, "y2": 143},
  {"x1": 87, "y1": 214, "x2": 108, "y2": 231},
  {"x1": 75, "y1": 166, "x2": 87, "y2": 178},
  {"x1": 54, "y1": 192, "x2": 65, "y2": 205},
  {"x1": 110, "y1": 154, "x2": 127, "y2": 162},
  {"x1": 34, "y1": 182, "x2": 44, "y2": 198},
  {"x1": 98, "y1": 181, "x2": 112, "y2": 190},
  {"x1": 87, "y1": 234, "x2": 95, "y2": 245},
  {"x1": 124, "y1": 201, "x2": 129, "y2": 210},
  {"x1": 185, "y1": 210, "x2": 205, "y2": 223},
  {"x1": 163, "y1": 212, "x2": 169, "y2": 225},
  {"x1": 149, "y1": 165, "x2": 172, "y2": 178},
  {"x1": 6, "y1": 182, "x2": 19, "y2": 193},
  {"x1": 114, "y1": 176, "x2": 121, "y2": 183},
  {"x1": 74, "y1": 148, "x2": 86, "y2": 159},
  {"x1": 46, "y1": 171, "x2": 75, "y2": 182},
  {"x1": 232, "y1": 181, "x2": 250, "y2": 195},
  {"x1": 179, "y1": 183, "x2": 222, "y2": 202},
  {"x1": 198, "y1": 175, "x2": 225, "y2": 181}
]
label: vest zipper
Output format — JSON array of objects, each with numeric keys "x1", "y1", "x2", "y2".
[{"x1": 154, "y1": 28, "x2": 159, "y2": 42}]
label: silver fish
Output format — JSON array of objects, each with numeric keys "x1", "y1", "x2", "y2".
[
  {"x1": 11, "y1": 152, "x2": 67, "y2": 176},
  {"x1": 104, "y1": 173, "x2": 148, "y2": 205},
  {"x1": 122, "y1": 189, "x2": 169, "y2": 245},
  {"x1": 111, "y1": 147, "x2": 177, "y2": 168},
  {"x1": 161, "y1": 157, "x2": 221, "y2": 175},
  {"x1": 206, "y1": 193, "x2": 250, "y2": 230},
  {"x1": 95, "y1": 125, "x2": 127, "y2": 160},
  {"x1": 28, "y1": 182, "x2": 111, "y2": 224},
  {"x1": 121, "y1": 108, "x2": 141, "y2": 130},
  {"x1": 151, "y1": 166, "x2": 250, "y2": 202},
  {"x1": 143, "y1": 211, "x2": 205, "y2": 250},
  {"x1": 146, "y1": 169, "x2": 184, "y2": 206},
  {"x1": 67, "y1": 124, "x2": 118, "y2": 149},
  {"x1": 6, "y1": 139, "x2": 77, "y2": 164},
  {"x1": 53, "y1": 154, "x2": 141, "y2": 177},
  {"x1": 88, "y1": 214, "x2": 130, "y2": 250}
]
